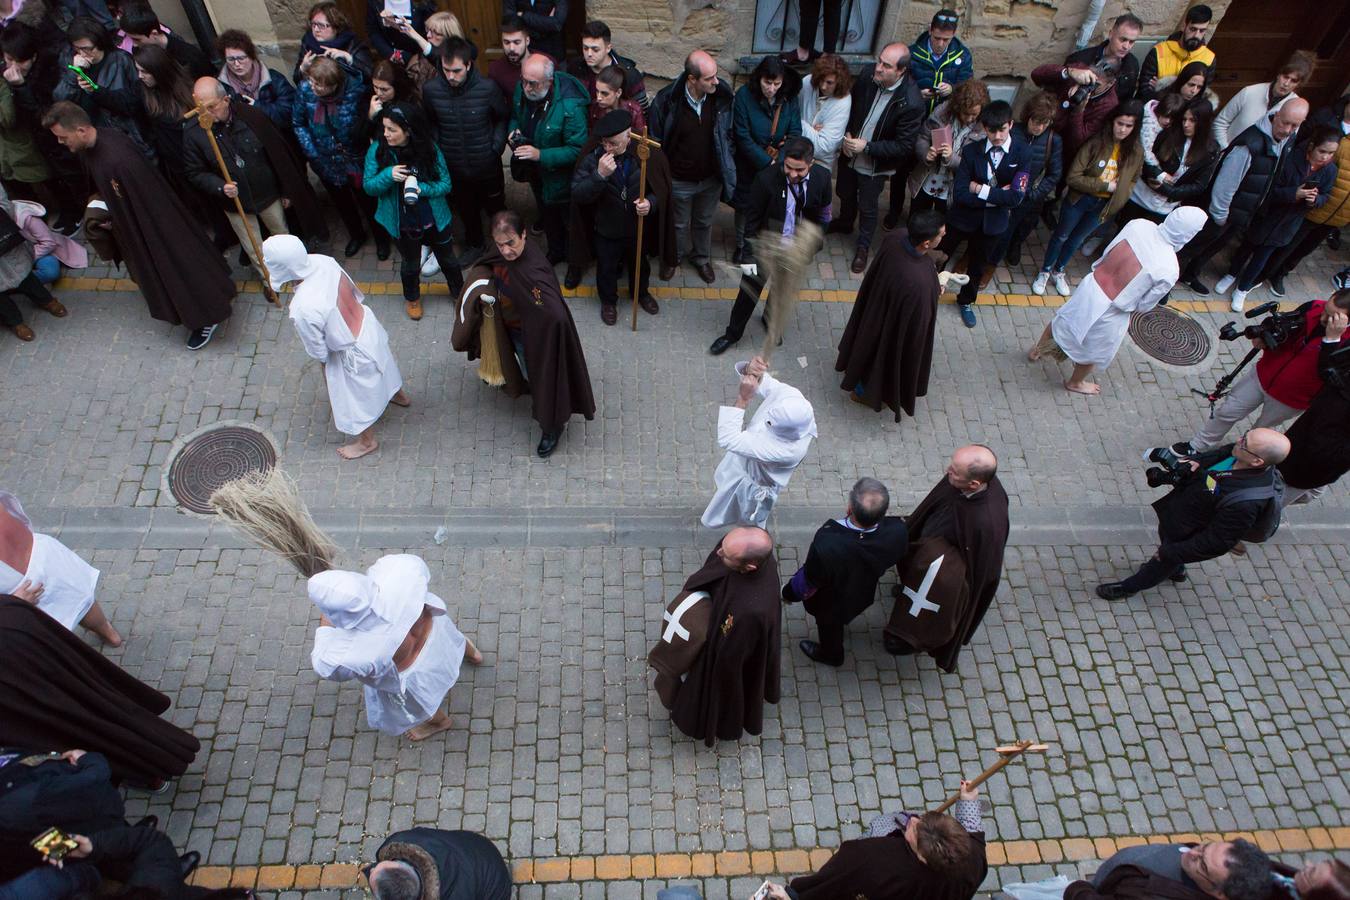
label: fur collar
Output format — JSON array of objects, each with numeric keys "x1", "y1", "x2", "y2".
[{"x1": 376, "y1": 841, "x2": 440, "y2": 900}]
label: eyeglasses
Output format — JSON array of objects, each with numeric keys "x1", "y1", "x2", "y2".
[
  {"x1": 309, "y1": 19, "x2": 333, "y2": 31},
  {"x1": 521, "y1": 77, "x2": 546, "y2": 87},
  {"x1": 933, "y1": 14, "x2": 958, "y2": 25},
  {"x1": 224, "y1": 54, "x2": 250, "y2": 63}
]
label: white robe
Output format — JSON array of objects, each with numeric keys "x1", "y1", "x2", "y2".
[
  {"x1": 701, "y1": 364, "x2": 816, "y2": 529},
  {"x1": 309, "y1": 554, "x2": 467, "y2": 735},
  {"x1": 0, "y1": 492, "x2": 98, "y2": 631},
  {"x1": 264, "y1": 236, "x2": 403, "y2": 435},
  {"x1": 1050, "y1": 210, "x2": 1206, "y2": 367}
]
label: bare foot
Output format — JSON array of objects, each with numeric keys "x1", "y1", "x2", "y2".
[
  {"x1": 337, "y1": 436, "x2": 378, "y2": 459},
  {"x1": 98, "y1": 624, "x2": 124, "y2": 647},
  {"x1": 1027, "y1": 346, "x2": 1042, "y2": 362},
  {"x1": 465, "y1": 642, "x2": 484, "y2": 665},
  {"x1": 390, "y1": 389, "x2": 411, "y2": 407},
  {"x1": 406, "y1": 712, "x2": 453, "y2": 741},
  {"x1": 1063, "y1": 380, "x2": 1101, "y2": 395}
]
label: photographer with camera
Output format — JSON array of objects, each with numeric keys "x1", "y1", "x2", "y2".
[
  {"x1": 1097, "y1": 427, "x2": 1290, "y2": 601},
  {"x1": 362, "y1": 102, "x2": 464, "y2": 321},
  {"x1": 1173, "y1": 290, "x2": 1350, "y2": 455}
]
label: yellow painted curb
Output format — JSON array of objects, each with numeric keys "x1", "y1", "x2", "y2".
[{"x1": 187, "y1": 825, "x2": 1350, "y2": 890}]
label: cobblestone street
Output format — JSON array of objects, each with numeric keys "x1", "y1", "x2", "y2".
[{"x1": 3, "y1": 207, "x2": 1347, "y2": 897}]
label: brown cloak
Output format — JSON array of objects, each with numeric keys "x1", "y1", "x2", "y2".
[
  {"x1": 884, "y1": 536, "x2": 970, "y2": 658},
  {"x1": 451, "y1": 272, "x2": 529, "y2": 398},
  {"x1": 657, "y1": 542, "x2": 781, "y2": 747},
  {"x1": 836, "y1": 228, "x2": 940, "y2": 421},
  {"x1": 566, "y1": 134, "x2": 677, "y2": 273},
  {"x1": 229, "y1": 100, "x2": 330, "y2": 245},
  {"x1": 791, "y1": 830, "x2": 988, "y2": 900},
  {"x1": 82, "y1": 128, "x2": 235, "y2": 330},
  {"x1": 459, "y1": 240, "x2": 596, "y2": 433},
  {"x1": 901, "y1": 476, "x2": 1010, "y2": 673},
  {"x1": 0, "y1": 596, "x2": 200, "y2": 784}
]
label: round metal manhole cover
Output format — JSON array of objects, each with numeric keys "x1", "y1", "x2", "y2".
[
  {"x1": 1129, "y1": 306, "x2": 1213, "y2": 367},
  {"x1": 168, "y1": 426, "x2": 277, "y2": 514}
]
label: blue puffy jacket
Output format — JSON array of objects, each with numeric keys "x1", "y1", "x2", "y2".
[{"x1": 292, "y1": 71, "x2": 366, "y2": 187}]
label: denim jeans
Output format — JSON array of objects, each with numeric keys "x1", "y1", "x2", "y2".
[
  {"x1": 33, "y1": 254, "x2": 62, "y2": 285},
  {"x1": 1041, "y1": 194, "x2": 1107, "y2": 272}
]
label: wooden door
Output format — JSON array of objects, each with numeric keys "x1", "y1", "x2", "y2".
[{"x1": 1207, "y1": 0, "x2": 1350, "y2": 108}]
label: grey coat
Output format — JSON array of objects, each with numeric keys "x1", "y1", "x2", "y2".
[{"x1": 0, "y1": 187, "x2": 36, "y2": 292}]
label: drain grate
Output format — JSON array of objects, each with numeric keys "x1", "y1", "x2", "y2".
[
  {"x1": 1129, "y1": 306, "x2": 1212, "y2": 367},
  {"x1": 168, "y1": 426, "x2": 277, "y2": 514}
]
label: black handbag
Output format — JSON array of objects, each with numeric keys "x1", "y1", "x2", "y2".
[{"x1": 0, "y1": 209, "x2": 27, "y2": 256}]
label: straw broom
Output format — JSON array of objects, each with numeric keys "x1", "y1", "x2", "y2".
[
  {"x1": 753, "y1": 220, "x2": 823, "y2": 364},
  {"x1": 475, "y1": 300, "x2": 508, "y2": 388},
  {"x1": 210, "y1": 468, "x2": 339, "y2": 578}
]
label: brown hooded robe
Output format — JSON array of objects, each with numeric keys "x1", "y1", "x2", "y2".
[
  {"x1": 81, "y1": 128, "x2": 236, "y2": 330},
  {"x1": 456, "y1": 239, "x2": 596, "y2": 433},
  {"x1": 565, "y1": 133, "x2": 677, "y2": 275},
  {"x1": 836, "y1": 228, "x2": 940, "y2": 421},
  {"x1": 656, "y1": 542, "x2": 782, "y2": 747},
  {"x1": 791, "y1": 829, "x2": 988, "y2": 900},
  {"x1": 898, "y1": 476, "x2": 1010, "y2": 673},
  {"x1": 0, "y1": 596, "x2": 200, "y2": 784}
]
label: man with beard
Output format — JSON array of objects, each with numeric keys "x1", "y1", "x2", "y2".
[
  {"x1": 648, "y1": 526, "x2": 781, "y2": 747},
  {"x1": 488, "y1": 16, "x2": 529, "y2": 109},
  {"x1": 44, "y1": 101, "x2": 234, "y2": 349},
  {"x1": 782, "y1": 478, "x2": 909, "y2": 667},
  {"x1": 885, "y1": 444, "x2": 1009, "y2": 673},
  {"x1": 452, "y1": 211, "x2": 595, "y2": 457},
  {"x1": 836, "y1": 209, "x2": 944, "y2": 420},
  {"x1": 1137, "y1": 5, "x2": 1215, "y2": 101}
]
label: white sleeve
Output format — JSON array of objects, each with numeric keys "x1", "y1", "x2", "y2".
[
  {"x1": 1212, "y1": 87, "x2": 1246, "y2": 147},
  {"x1": 806, "y1": 97, "x2": 850, "y2": 162},
  {"x1": 716, "y1": 405, "x2": 747, "y2": 450},
  {"x1": 292, "y1": 314, "x2": 330, "y2": 362}
]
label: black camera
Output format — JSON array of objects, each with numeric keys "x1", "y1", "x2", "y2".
[
  {"x1": 1218, "y1": 300, "x2": 1306, "y2": 349},
  {"x1": 1143, "y1": 446, "x2": 1192, "y2": 489}
]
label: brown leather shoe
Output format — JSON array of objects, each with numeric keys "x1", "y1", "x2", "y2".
[
  {"x1": 659, "y1": 264, "x2": 676, "y2": 281},
  {"x1": 696, "y1": 262, "x2": 716, "y2": 284},
  {"x1": 639, "y1": 293, "x2": 659, "y2": 315},
  {"x1": 850, "y1": 248, "x2": 868, "y2": 274},
  {"x1": 405, "y1": 299, "x2": 423, "y2": 321},
  {"x1": 600, "y1": 303, "x2": 617, "y2": 326},
  {"x1": 39, "y1": 298, "x2": 67, "y2": 318},
  {"x1": 10, "y1": 323, "x2": 34, "y2": 341},
  {"x1": 978, "y1": 268, "x2": 995, "y2": 289}
]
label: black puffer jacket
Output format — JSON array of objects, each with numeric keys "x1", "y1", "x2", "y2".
[{"x1": 421, "y1": 67, "x2": 509, "y2": 179}]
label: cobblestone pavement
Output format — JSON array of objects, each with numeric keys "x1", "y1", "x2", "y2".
[{"x1": 4, "y1": 200, "x2": 1348, "y2": 897}]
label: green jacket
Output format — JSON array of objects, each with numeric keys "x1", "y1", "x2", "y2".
[
  {"x1": 0, "y1": 79, "x2": 49, "y2": 184},
  {"x1": 362, "y1": 143, "x2": 454, "y2": 239},
  {"x1": 509, "y1": 71, "x2": 590, "y2": 205}
]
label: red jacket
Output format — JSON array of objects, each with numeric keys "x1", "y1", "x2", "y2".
[{"x1": 1256, "y1": 300, "x2": 1336, "y2": 409}]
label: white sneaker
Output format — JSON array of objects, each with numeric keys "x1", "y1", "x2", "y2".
[
  {"x1": 1032, "y1": 272, "x2": 1049, "y2": 295},
  {"x1": 1215, "y1": 274, "x2": 1236, "y2": 294},
  {"x1": 1052, "y1": 272, "x2": 1071, "y2": 296},
  {"x1": 420, "y1": 245, "x2": 440, "y2": 277},
  {"x1": 1230, "y1": 288, "x2": 1249, "y2": 312}
]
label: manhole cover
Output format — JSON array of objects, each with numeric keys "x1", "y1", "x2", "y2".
[
  {"x1": 1129, "y1": 306, "x2": 1212, "y2": 367},
  {"x1": 168, "y1": 426, "x2": 277, "y2": 514}
]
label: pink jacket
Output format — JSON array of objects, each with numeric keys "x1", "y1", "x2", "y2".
[{"x1": 12, "y1": 201, "x2": 87, "y2": 269}]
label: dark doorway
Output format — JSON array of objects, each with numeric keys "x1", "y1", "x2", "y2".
[{"x1": 1207, "y1": 0, "x2": 1350, "y2": 108}]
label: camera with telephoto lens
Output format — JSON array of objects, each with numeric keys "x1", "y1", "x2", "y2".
[
  {"x1": 401, "y1": 166, "x2": 420, "y2": 205},
  {"x1": 1143, "y1": 446, "x2": 1192, "y2": 488},
  {"x1": 1218, "y1": 300, "x2": 1306, "y2": 349},
  {"x1": 1062, "y1": 59, "x2": 1117, "y2": 109}
]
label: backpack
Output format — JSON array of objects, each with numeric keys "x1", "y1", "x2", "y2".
[{"x1": 1215, "y1": 470, "x2": 1285, "y2": 543}]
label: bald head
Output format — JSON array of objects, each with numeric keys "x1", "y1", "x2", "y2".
[
  {"x1": 1272, "y1": 98, "x2": 1309, "y2": 141},
  {"x1": 522, "y1": 53, "x2": 554, "y2": 100},
  {"x1": 718, "y1": 527, "x2": 774, "y2": 573},
  {"x1": 684, "y1": 49, "x2": 719, "y2": 99},
  {"x1": 872, "y1": 41, "x2": 909, "y2": 89},
  {"x1": 946, "y1": 444, "x2": 998, "y2": 493},
  {"x1": 192, "y1": 76, "x2": 231, "y2": 119},
  {"x1": 1240, "y1": 428, "x2": 1290, "y2": 467}
]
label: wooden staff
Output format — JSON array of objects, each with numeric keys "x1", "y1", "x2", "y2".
[
  {"x1": 183, "y1": 99, "x2": 280, "y2": 306},
  {"x1": 628, "y1": 127, "x2": 660, "y2": 331},
  {"x1": 933, "y1": 740, "x2": 1050, "y2": 814}
]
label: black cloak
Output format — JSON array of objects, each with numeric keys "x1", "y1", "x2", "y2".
[
  {"x1": 836, "y1": 229, "x2": 940, "y2": 420},
  {"x1": 661, "y1": 542, "x2": 781, "y2": 747},
  {"x1": 791, "y1": 829, "x2": 988, "y2": 900},
  {"x1": 465, "y1": 239, "x2": 596, "y2": 433},
  {"x1": 791, "y1": 517, "x2": 909, "y2": 626},
  {"x1": 1278, "y1": 383, "x2": 1350, "y2": 490},
  {"x1": 227, "y1": 99, "x2": 330, "y2": 244},
  {"x1": 901, "y1": 476, "x2": 1010, "y2": 672},
  {"x1": 0, "y1": 597, "x2": 201, "y2": 784},
  {"x1": 566, "y1": 133, "x2": 678, "y2": 274},
  {"x1": 81, "y1": 128, "x2": 236, "y2": 330}
]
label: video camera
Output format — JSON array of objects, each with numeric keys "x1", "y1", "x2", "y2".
[{"x1": 1217, "y1": 300, "x2": 1308, "y2": 349}]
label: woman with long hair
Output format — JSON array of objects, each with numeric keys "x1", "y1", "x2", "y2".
[
  {"x1": 1120, "y1": 98, "x2": 1219, "y2": 226},
  {"x1": 731, "y1": 55, "x2": 802, "y2": 263},
  {"x1": 294, "y1": 55, "x2": 373, "y2": 257},
  {"x1": 908, "y1": 78, "x2": 990, "y2": 214},
  {"x1": 363, "y1": 101, "x2": 463, "y2": 320},
  {"x1": 1034, "y1": 101, "x2": 1143, "y2": 296},
  {"x1": 293, "y1": 1, "x2": 372, "y2": 85}
]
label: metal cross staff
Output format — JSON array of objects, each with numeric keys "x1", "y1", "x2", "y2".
[
  {"x1": 628, "y1": 127, "x2": 660, "y2": 331},
  {"x1": 183, "y1": 100, "x2": 280, "y2": 307},
  {"x1": 933, "y1": 740, "x2": 1051, "y2": 814}
]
